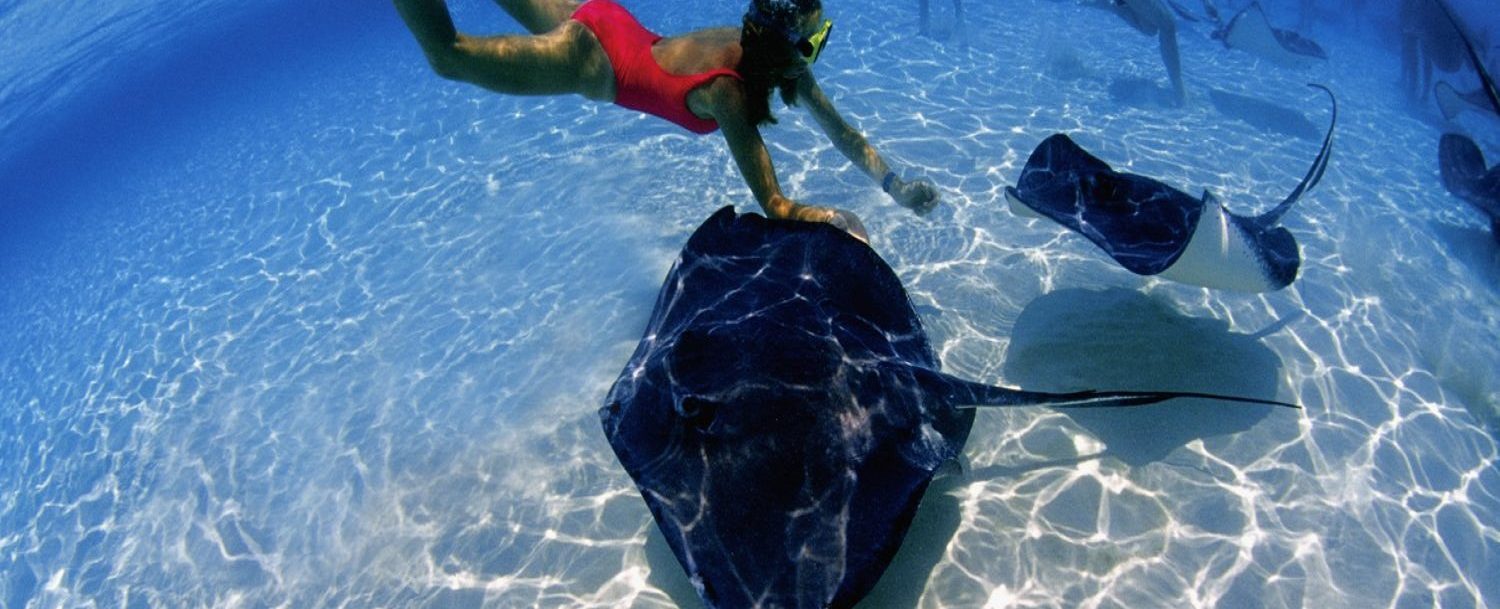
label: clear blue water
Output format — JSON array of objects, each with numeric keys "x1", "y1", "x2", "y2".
[{"x1": 2, "y1": 0, "x2": 1498, "y2": 607}]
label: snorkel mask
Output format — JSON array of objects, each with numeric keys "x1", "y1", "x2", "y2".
[{"x1": 745, "y1": 5, "x2": 833, "y2": 64}]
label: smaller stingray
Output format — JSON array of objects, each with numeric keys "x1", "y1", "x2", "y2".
[
  {"x1": 1213, "y1": 1, "x2": 1327, "y2": 68},
  {"x1": 601, "y1": 207, "x2": 1297, "y2": 609},
  {"x1": 1005, "y1": 84, "x2": 1336, "y2": 292},
  {"x1": 1435, "y1": 81, "x2": 1498, "y2": 122},
  {"x1": 1438, "y1": 132, "x2": 1500, "y2": 240},
  {"x1": 1432, "y1": 0, "x2": 1500, "y2": 118}
]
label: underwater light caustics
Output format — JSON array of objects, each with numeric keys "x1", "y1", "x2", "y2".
[
  {"x1": 600, "y1": 207, "x2": 1298, "y2": 609},
  {"x1": 1005, "y1": 84, "x2": 1336, "y2": 293}
]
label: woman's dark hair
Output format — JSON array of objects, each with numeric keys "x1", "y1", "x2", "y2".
[{"x1": 736, "y1": 0, "x2": 822, "y2": 126}]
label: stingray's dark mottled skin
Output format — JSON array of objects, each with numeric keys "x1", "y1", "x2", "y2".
[
  {"x1": 1439, "y1": 133, "x2": 1500, "y2": 240},
  {"x1": 600, "y1": 207, "x2": 1297, "y2": 609},
  {"x1": 1008, "y1": 133, "x2": 1209, "y2": 276}
]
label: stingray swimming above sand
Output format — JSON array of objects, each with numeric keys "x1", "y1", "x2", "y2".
[
  {"x1": 1005, "y1": 84, "x2": 1336, "y2": 293},
  {"x1": 1207, "y1": 0, "x2": 1327, "y2": 68},
  {"x1": 1430, "y1": 0, "x2": 1500, "y2": 120},
  {"x1": 600, "y1": 207, "x2": 1298, "y2": 609}
]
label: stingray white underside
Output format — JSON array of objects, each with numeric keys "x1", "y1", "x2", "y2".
[
  {"x1": 1006, "y1": 190, "x2": 1281, "y2": 292},
  {"x1": 1223, "y1": 7, "x2": 1315, "y2": 69},
  {"x1": 1158, "y1": 202, "x2": 1281, "y2": 292}
]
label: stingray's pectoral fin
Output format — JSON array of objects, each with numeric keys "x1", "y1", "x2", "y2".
[
  {"x1": 1439, "y1": 132, "x2": 1488, "y2": 199},
  {"x1": 922, "y1": 369, "x2": 1300, "y2": 410},
  {"x1": 1004, "y1": 186, "x2": 1044, "y2": 219},
  {"x1": 1436, "y1": 81, "x2": 1467, "y2": 122}
]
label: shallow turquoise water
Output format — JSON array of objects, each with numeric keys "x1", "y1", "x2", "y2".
[{"x1": 2, "y1": 0, "x2": 1498, "y2": 607}]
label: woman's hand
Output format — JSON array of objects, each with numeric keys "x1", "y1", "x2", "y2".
[{"x1": 888, "y1": 176, "x2": 940, "y2": 215}]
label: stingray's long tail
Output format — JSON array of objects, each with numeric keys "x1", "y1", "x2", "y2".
[
  {"x1": 1255, "y1": 84, "x2": 1336, "y2": 229},
  {"x1": 928, "y1": 371, "x2": 1301, "y2": 411}
]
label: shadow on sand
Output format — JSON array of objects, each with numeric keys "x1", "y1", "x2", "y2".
[
  {"x1": 1002, "y1": 287, "x2": 1289, "y2": 466},
  {"x1": 1431, "y1": 220, "x2": 1500, "y2": 286},
  {"x1": 1108, "y1": 76, "x2": 1180, "y2": 110},
  {"x1": 1419, "y1": 222, "x2": 1500, "y2": 435},
  {"x1": 1206, "y1": 88, "x2": 1321, "y2": 142},
  {"x1": 643, "y1": 287, "x2": 1292, "y2": 608}
]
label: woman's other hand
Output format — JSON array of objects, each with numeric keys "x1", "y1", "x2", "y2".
[{"x1": 888, "y1": 176, "x2": 939, "y2": 215}]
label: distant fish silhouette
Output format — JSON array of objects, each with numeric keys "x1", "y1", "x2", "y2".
[
  {"x1": 600, "y1": 207, "x2": 1298, "y2": 609},
  {"x1": 1438, "y1": 132, "x2": 1500, "y2": 240},
  {"x1": 1006, "y1": 85, "x2": 1336, "y2": 292}
]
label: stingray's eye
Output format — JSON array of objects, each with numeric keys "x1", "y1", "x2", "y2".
[{"x1": 675, "y1": 396, "x2": 720, "y2": 431}]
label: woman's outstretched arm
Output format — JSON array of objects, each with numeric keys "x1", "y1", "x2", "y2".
[{"x1": 796, "y1": 74, "x2": 940, "y2": 215}]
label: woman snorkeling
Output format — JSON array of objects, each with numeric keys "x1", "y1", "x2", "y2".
[{"x1": 393, "y1": 0, "x2": 941, "y2": 241}]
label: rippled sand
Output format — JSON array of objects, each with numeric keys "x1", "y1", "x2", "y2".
[{"x1": 1, "y1": 0, "x2": 1497, "y2": 607}]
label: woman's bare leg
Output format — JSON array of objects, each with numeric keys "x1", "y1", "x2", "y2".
[
  {"x1": 494, "y1": 0, "x2": 583, "y2": 34},
  {"x1": 448, "y1": 26, "x2": 614, "y2": 99},
  {"x1": 394, "y1": 0, "x2": 613, "y2": 100},
  {"x1": 1157, "y1": 26, "x2": 1185, "y2": 104}
]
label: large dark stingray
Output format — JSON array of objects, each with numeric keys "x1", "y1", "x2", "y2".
[
  {"x1": 600, "y1": 207, "x2": 1298, "y2": 609},
  {"x1": 1005, "y1": 85, "x2": 1336, "y2": 293},
  {"x1": 1439, "y1": 132, "x2": 1500, "y2": 240}
]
